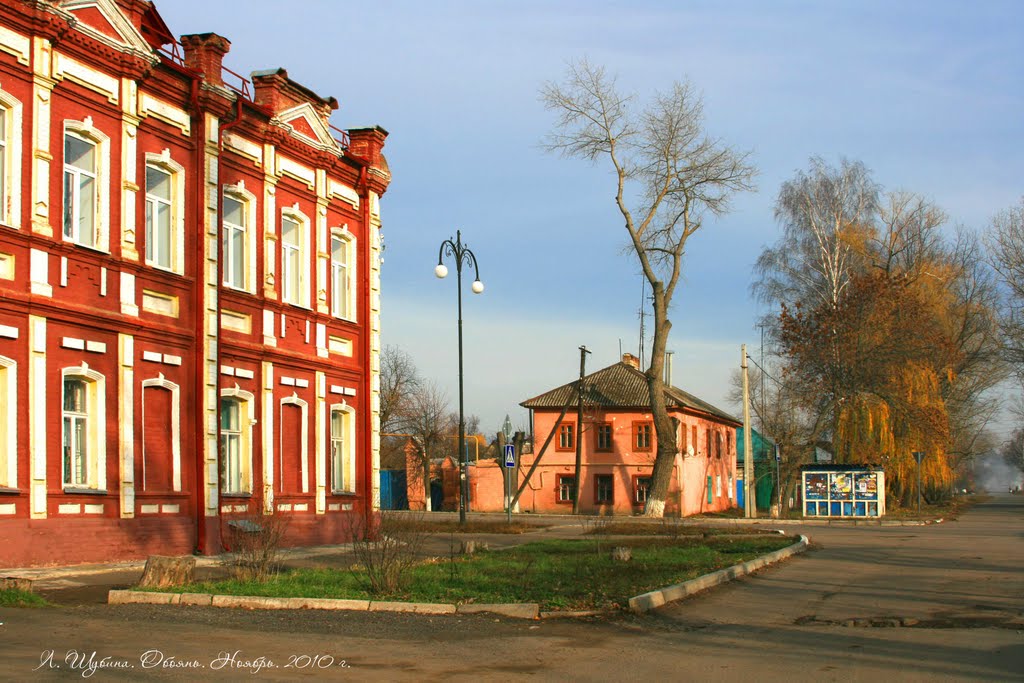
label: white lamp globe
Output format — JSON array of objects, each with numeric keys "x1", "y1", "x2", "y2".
[
  {"x1": 434, "y1": 264, "x2": 448, "y2": 279},
  {"x1": 471, "y1": 280, "x2": 484, "y2": 294}
]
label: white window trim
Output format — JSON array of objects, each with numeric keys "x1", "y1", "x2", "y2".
[
  {"x1": 0, "y1": 356, "x2": 16, "y2": 488},
  {"x1": 61, "y1": 364, "x2": 106, "y2": 491},
  {"x1": 280, "y1": 205, "x2": 310, "y2": 308},
  {"x1": 222, "y1": 183, "x2": 257, "y2": 293},
  {"x1": 0, "y1": 89, "x2": 23, "y2": 230},
  {"x1": 279, "y1": 394, "x2": 309, "y2": 494},
  {"x1": 62, "y1": 120, "x2": 110, "y2": 252},
  {"x1": 143, "y1": 152, "x2": 185, "y2": 275},
  {"x1": 140, "y1": 377, "x2": 181, "y2": 492},
  {"x1": 220, "y1": 387, "x2": 255, "y2": 494},
  {"x1": 329, "y1": 402, "x2": 356, "y2": 494},
  {"x1": 330, "y1": 227, "x2": 356, "y2": 321}
]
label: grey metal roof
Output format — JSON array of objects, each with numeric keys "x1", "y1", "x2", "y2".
[{"x1": 520, "y1": 361, "x2": 741, "y2": 426}]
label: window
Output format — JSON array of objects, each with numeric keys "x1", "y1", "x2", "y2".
[
  {"x1": 633, "y1": 422, "x2": 652, "y2": 451},
  {"x1": 557, "y1": 423, "x2": 575, "y2": 451},
  {"x1": 331, "y1": 233, "x2": 354, "y2": 319},
  {"x1": 63, "y1": 378, "x2": 88, "y2": 486},
  {"x1": 0, "y1": 357, "x2": 16, "y2": 488},
  {"x1": 63, "y1": 132, "x2": 97, "y2": 247},
  {"x1": 219, "y1": 390, "x2": 254, "y2": 495},
  {"x1": 557, "y1": 474, "x2": 575, "y2": 503},
  {"x1": 0, "y1": 91, "x2": 20, "y2": 230},
  {"x1": 706, "y1": 427, "x2": 712, "y2": 457},
  {"x1": 144, "y1": 157, "x2": 184, "y2": 273},
  {"x1": 61, "y1": 367, "x2": 106, "y2": 490},
  {"x1": 330, "y1": 406, "x2": 355, "y2": 493},
  {"x1": 680, "y1": 421, "x2": 688, "y2": 453},
  {"x1": 281, "y1": 213, "x2": 307, "y2": 306},
  {"x1": 141, "y1": 378, "x2": 181, "y2": 492},
  {"x1": 595, "y1": 423, "x2": 613, "y2": 452},
  {"x1": 145, "y1": 165, "x2": 171, "y2": 267},
  {"x1": 595, "y1": 474, "x2": 614, "y2": 504},
  {"x1": 222, "y1": 193, "x2": 248, "y2": 290},
  {"x1": 633, "y1": 476, "x2": 652, "y2": 505},
  {"x1": 691, "y1": 425, "x2": 697, "y2": 454},
  {"x1": 715, "y1": 431, "x2": 722, "y2": 459}
]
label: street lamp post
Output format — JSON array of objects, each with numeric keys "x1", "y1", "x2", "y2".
[{"x1": 435, "y1": 230, "x2": 483, "y2": 525}]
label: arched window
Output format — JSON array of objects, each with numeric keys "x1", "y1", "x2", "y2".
[
  {"x1": 222, "y1": 182, "x2": 256, "y2": 292},
  {"x1": 61, "y1": 365, "x2": 106, "y2": 490},
  {"x1": 220, "y1": 387, "x2": 255, "y2": 494},
  {"x1": 63, "y1": 121, "x2": 109, "y2": 251},
  {"x1": 0, "y1": 356, "x2": 16, "y2": 488},
  {"x1": 281, "y1": 206, "x2": 310, "y2": 307},
  {"x1": 330, "y1": 403, "x2": 355, "y2": 493},
  {"x1": 330, "y1": 229, "x2": 355, "y2": 320},
  {"x1": 144, "y1": 152, "x2": 185, "y2": 273}
]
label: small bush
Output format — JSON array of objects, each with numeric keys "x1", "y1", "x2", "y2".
[
  {"x1": 0, "y1": 588, "x2": 50, "y2": 608},
  {"x1": 346, "y1": 511, "x2": 430, "y2": 596},
  {"x1": 224, "y1": 514, "x2": 290, "y2": 582}
]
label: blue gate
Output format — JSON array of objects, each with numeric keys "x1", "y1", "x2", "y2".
[{"x1": 379, "y1": 470, "x2": 408, "y2": 510}]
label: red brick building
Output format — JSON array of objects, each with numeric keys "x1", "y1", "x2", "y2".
[{"x1": 0, "y1": 0, "x2": 390, "y2": 566}]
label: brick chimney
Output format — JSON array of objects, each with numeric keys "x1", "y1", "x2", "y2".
[
  {"x1": 622, "y1": 353, "x2": 640, "y2": 369},
  {"x1": 180, "y1": 33, "x2": 231, "y2": 87},
  {"x1": 348, "y1": 126, "x2": 388, "y2": 168}
]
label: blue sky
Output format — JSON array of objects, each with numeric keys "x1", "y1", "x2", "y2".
[{"x1": 157, "y1": 0, "x2": 1024, "y2": 437}]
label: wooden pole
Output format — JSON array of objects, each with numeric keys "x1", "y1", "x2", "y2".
[{"x1": 572, "y1": 345, "x2": 590, "y2": 514}]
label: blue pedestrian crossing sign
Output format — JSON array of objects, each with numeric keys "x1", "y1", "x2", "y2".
[{"x1": 504, "y1": 444, "x2": 516, "y2": 468}]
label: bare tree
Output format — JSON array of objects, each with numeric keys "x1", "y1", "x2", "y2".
[
  {"x1": 380, "y1": 344, "x2": 421, "y2": 434},
  {"x1": 404, "y1": 380, "x2": 454, "y2": 511},
  {"x1": 986, "y1": 197, "x2": 1024, "y2": 375},
  {"x1": 541, "y1": 59, "x2": 756, "y2": 516}
]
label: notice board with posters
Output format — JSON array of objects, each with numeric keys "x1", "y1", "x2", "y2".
[{"x1": 802, "y1": 465, "x2": 886, "y2": 518}]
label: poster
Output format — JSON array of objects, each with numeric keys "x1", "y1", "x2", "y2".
[
  {"x1": 855, "y1": 473, "x2": 878, "y2": 500},
  {"x1": 805, "y1": 473, "x2": 828, "y2": 500},
  {"x1": 830, "y1": 473, "x2": 852, "y2": 500}
]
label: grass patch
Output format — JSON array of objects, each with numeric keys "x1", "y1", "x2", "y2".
[
  {"x1": 154, "y1": 535, "x2": 795, "y2": 611},
  {"x1": 0, "y1": 588, "x2": 51, "y2": 608},
  {"x1": 584, "y1": 521, "x2": 776, "y2": 537}
]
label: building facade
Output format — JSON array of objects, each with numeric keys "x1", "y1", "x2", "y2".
[
  {"x1": 510, "y1": 354, "x2": 740, "y2": 516},
  {"x1": 0, "y1": 0, "x2": 390, "y2": 566}
]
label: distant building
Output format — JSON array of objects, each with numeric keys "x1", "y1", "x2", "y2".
[
  {"x1": 0, "y1": 0, "x2": 390, "y2": 566},
  {"x1": 488, "y1": 353, "x2": 741, "y2": 516}
]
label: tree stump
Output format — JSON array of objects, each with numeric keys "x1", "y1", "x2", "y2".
[
  {"x1": 138, "y1": 555, "x2": 196, "y2": 588},
  {"x1": 611, "y1": 546, "x2": 632, "y2": 562}
]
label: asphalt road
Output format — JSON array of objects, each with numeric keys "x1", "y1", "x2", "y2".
[{"x1": 1, "y1": 495, "x2": 1021, "y2": 681}]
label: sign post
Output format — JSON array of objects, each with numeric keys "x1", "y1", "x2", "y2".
[{"x1": 503, "y1": 444, "x2": 516, "y2": 524}]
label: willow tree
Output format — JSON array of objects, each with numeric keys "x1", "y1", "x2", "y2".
[{"x1": 541, "y1": 59, "x2": 756, "y2": 516}]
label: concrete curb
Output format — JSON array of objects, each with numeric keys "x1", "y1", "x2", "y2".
[{"x1": 627, "y1": 534, "x2": 810, "y2": 614}]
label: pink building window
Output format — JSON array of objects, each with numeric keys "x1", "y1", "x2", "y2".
[
  {"x1": 633, "y1": 475, "x2": 652, "y2": 505},
  {"x1": 557, "y1": 474, "x2": 575, "y2": 503},
  {"x1": 557, "y1": 423, "x2": 575, "y2": 451},
  {"x1": 633, "y1": 422, "x2": 652, "y2": 452},
  {"x1": 595, "y1": 474, "x2": 614, "y2": 504},
  {"x1": 595, "y1": 423, "x2": 613, "y2": 451}
]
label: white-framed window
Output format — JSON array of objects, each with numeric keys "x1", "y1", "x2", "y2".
[
  {"x1": 0, "y1": 356, "x2": 16, "y2": 488},
  {"x1": 222, "y1": 190, "x2": 249, "y2": 291},
  {"x1": 219, "y1": 387, "x2": 255, "y2": 494},
  {"x1": 144, "y1": 154, "x2": 185, "y2": 273},
  {"x1": 281, "y1": 207, "x2": 309, "y2": 307},
  {"x1": 0, "y1": 89, "x2": 22, "y2": 230},
  {"x1": 330, "y1": 231, "x2": 355, "y2": 320},
  {"x1": 330, "y1": 403, "x2": 355, "y2": 493},
  {"x1": 61, "y1": 366, "x2": 106, "y2": 491},
  {"x1": 62, "y1": 121, "x2": 109, "y2": 251}
]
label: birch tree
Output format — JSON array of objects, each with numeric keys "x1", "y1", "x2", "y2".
[
  {"x1": 541, "y1": 59, "x2": 756, "y2": 516},
  {"x1": 986, "y1": 197, "x2": 1024, "y2": 375}
]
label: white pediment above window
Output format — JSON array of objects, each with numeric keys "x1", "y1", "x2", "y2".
[
  {"x1": 60, "y1": 0, "x2": 156, "y2": 60},
  {"x1": 276, "y1": 102, "x2": 343, "y2": 153}
]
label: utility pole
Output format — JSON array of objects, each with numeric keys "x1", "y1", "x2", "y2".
[
  {"x1": 742, "y1": 345, "x2": 754, "y2": 518},
  {"x1": 572, "y1": 345, "x2": 591, "y2": 514}
]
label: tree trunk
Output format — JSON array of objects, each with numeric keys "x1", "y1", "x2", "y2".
[
  {"x1": 643, "y1": 288, "x2": 677, "y2": 518},
  {"x1": 138, "y1": 555, "x2": 196, "y2": 588}
]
